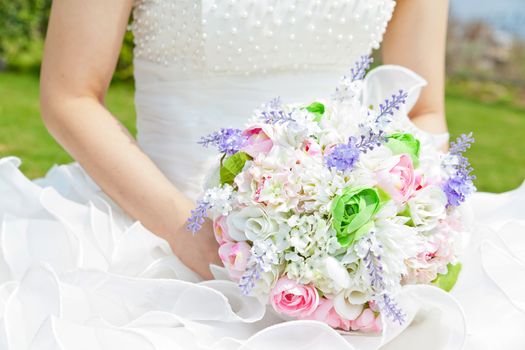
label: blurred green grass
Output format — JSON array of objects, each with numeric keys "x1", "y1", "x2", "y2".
[
  {"x1": 446, "y1": 84, "x2": 525, "y2": 192},
  {"x1": 0, "y1": 72, "x2": 136, "y2": 178},
  {"x1": 0, "y1": 71, "x2": 524, "y2": 193}
]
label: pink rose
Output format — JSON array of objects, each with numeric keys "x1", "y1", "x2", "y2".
[
  {"x1": 377, "y1": 154, "x2": 416, "y2": 203},
  {"x1": 414, "y1": 171, "x2": 440, "y2": 192},
  {"x1": 213, "y1": 216, "x2": 232, "y2": 244},
  {"x1": 270, "y1": 277, "x2": 319, "y2": 318},
  {"x1": 414, "y1": 173, "x2": 426, "y2": 191},
  {"x1": 304, "y1": 139, "x2": 322, "y2": 156},
  {"x1": 218, "y1": 242, "x2": 251, "y2": 279},
  {"x1": 303, "y1": 298, "x2": 351, "y2": 331},
  {"x1": 241, "y1": 127, "x2": 273, "y2": 158},
  {"x1": 350, "y1": 308, "x2": 382, "y2": 333}
]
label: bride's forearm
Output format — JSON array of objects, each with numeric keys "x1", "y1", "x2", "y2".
[
  {"x1": 408, "y1": 111, "x2": 448, "y2": 136},
  {"x1": 40, "y1": 95, "x2": 186, "y2": 238},
  {"x1": 40, "y1": 94, "x2": 220, "y2": 279}
]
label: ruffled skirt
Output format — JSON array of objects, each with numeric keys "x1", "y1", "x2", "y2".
[{"x1": 1, "y1": 157, "x2": 524, "y2": 350}]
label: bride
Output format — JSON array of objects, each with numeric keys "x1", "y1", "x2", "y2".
[{"x1": 1, "y1": 0, "x2": 524, "y2": 349}]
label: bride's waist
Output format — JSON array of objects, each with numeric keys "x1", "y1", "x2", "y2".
[
  {"x1": 134, "y1": 58, "x2": 343, "y2": 109},
  {"x1": 134, "y1": 57, "x2": 344, "y2": 86}
]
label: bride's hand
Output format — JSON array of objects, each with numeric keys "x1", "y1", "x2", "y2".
[
  {"x1": 170, "y1": 216, "x2": 222, "y2": 280},
  {"x1": 40, "y1": 0, "x2": 221, "y2": 279}
]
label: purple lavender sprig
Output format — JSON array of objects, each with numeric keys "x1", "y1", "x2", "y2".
[
  {"x1": 186, "y1": 199, "x2": 212, "y2": 234},
  {"x1": 239, "y1": 255, "x2": 264, "y2": 295},
  {"x1": 198, "y1": 128, "x2": 245, "y2": 155},
  {"x1": 333, "y1": 56, "x2": 374, "y2": 102},
  {"x1": 355, "y1": 130, "x2": 387, "y2": 153},
  {"x1": 450, "y1": 132, "x2": 475, "y2": 155},
  {"x1": 379, "y1": 294, "x2": 406, "y2": 325},
  {"x1": 363, "y1": 249, "x2": 385, "y2": 291},
  {"x1": 363, "y1": 239, "x2": 406, "y2": 325},
  {"x1": 443, "y1": 133, "x2": 477, "y2": 206},
  {"x1": 443, "y1": 175, "x2": 476, "y2": 207},
  {"x1": 350, "y1": 55, "x2": 374, "y2": 82},
  {"x1": 325, "y1": 130, "x2": 386, "y2": 172},
  {"x1": 325, "y1": 137, "x2": 361, "y2": 172},
  {"x1": 258, "y1": 97, "x2": 295, "y2": 125},
  {"x1": 375, "y1": 90, "x2": 409, "y2": 126}
]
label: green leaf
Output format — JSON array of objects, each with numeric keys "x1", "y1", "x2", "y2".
[
  {"x1": 306, "y1": 101, "x2": 325, "y2": 114},
  {"x1": 220, "y1": 152, "x2": 251, "y2": 185},
  {"x1": 432, "y1": 263, "x2": 462, "y2": 292},
  {"x1": 376, "y1": 188, "x2": 391, "y2": 208},
  {"x1": 306, "y1": 102, "x2": 325, "y2": 122},
  {"x1": 386, "y1": 133, "x2": 421, "y2": 167},
  {"x1": 397, "y1": 205, "x2": 415, "y2": 226}
]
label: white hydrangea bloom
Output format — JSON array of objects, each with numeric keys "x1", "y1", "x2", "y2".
[{"x1": 205, "y1": 184, "x2": 235, "y2": 219}]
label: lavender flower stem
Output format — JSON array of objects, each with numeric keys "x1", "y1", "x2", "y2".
[
  {"x1": 364, "y1": 237, "x2": 406, "y2": 325},
  {"x1": 186, "y1": 199, "x2": 212, "y2": 234},
  {"x1": 443, "y1": 133, "x2": 476, "y2": 206},
  {"x1": 239, "y1": 255, "x2": 263, "y2": 295},
  {"x1": 375, "y1": 90, "x2": 409, "y2": 125}
]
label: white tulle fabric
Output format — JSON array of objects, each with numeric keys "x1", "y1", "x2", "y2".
[{"x1": 1, "y1": 0, "x2": 524, "y2": 348}]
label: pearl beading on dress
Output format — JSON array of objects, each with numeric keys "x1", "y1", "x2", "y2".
[{"x1": 131, "y1": 0, "x2": 395, "y2": 75}]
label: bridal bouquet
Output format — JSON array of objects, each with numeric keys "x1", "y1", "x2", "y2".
[{"x1": 187, "y1": 56, "x2": 475, "y2": 333}]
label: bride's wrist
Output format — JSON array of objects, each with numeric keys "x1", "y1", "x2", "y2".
[
  {"x1": 408, "y1": 112, "x2": 450, "y2": 151},
  {"x1": 408, "y1": 112, "x2": 449, "y2": 136},
  {"x1": 168, "y1": 217, "x2": 221, "y2": 280}
]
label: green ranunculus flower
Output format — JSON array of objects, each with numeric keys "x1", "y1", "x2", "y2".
[
  {"x1": 387, "y1": 133, "x2": 421, "y2": 167},
  {"x1": 331, "y1": 187, "x2": 382, "y2": 248}
]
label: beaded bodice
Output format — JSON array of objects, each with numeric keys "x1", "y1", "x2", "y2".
[{"x1": 131, "y1": 0, "x2": 396, "y2": 75}]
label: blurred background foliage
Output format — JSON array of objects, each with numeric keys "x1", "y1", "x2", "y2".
[
  {"x1": 0, "y1": 0, "x2": 134, "y2": 80},
  {"x1": 0, "y1": 0, "x2": 524, "y2": 192},
  {"x1": 0, "y1": 0, "x2": 50, "y2": 72}
]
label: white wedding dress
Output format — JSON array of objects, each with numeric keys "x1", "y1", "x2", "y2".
[{"x1": 1, "y1": 0, "x2": 524, "y2": 349}]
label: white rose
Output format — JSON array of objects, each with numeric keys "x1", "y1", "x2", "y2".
[
  {"x1": 333, "y1": 288, "x2": 367, "y2": 320},
  {"x1": 227, "y1": 206, "x2": 277, "y2": 241},
  {"x1": 407, "y1": 186, "x2": 447, "y2": 232}
]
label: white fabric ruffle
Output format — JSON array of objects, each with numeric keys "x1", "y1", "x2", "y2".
[{"x1": 1, "y1": 156, "x2": 525, "y2": 349}]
